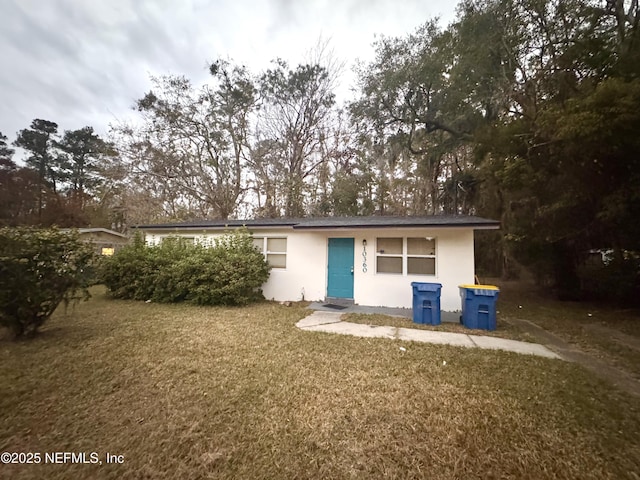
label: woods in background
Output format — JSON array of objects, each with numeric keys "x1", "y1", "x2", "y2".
[
  {"x1": 2, "y1": 0, "x2": 639, "y2": 299},
  {"x1": 0, "y1": 124, "x2": 120, "y2": 228}
]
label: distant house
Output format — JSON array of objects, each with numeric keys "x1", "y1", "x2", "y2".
[
  {"x1": 134, "y1": 216, "x2": 500, "y2": 311},
  {"x1": 63, "y1": 228, "x2": 129, "y2": 256},
  {"x1": 586, "y1": 249, "x2": 614, "y2": 266}
]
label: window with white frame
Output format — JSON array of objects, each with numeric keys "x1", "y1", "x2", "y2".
[
  {"x1": 252, "y1": 236, "x2": 287, "y2": 268},
  {"x1": 375, "y1": 237, "x2": 436, "y2": 275},
  {"x1": 407, "y1": 237, "x2": 436, "y2": 275},
  {"x1": 376, "y1": 237, "x2": 403, "y2": 273}
]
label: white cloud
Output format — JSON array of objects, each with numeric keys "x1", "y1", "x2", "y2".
[{"x1": 0, "y1": 0, "x2": 457, "y2": 147}]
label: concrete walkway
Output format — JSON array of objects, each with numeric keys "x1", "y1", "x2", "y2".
[{"x1": 296, "y1": 311, "x2": 562, "y2": 359}]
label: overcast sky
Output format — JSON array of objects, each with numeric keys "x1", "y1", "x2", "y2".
[{"x1": 0, "y1": 0, "x2": 458, "y2": 148}]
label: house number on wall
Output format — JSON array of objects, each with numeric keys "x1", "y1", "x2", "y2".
[{"x1": 362, "y1": 243, "x2": 368, "y2": 273}]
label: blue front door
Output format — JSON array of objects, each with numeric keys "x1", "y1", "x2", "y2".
[{"x1": 327, "y1": 238, "x2": 354, "y2": 299}]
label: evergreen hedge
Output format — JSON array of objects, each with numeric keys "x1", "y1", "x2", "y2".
[
  {"x1": 0, "y1": 227, "x2": 96, "y2": 338},
  {"x1": 100, "y1": 229, "x2": 270, "y2": 306}
]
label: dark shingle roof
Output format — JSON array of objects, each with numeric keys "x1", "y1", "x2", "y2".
[
  {"x1": 134, "y1": 215, "x2": 499, "y2": 230},
  {"x1": 133, "y1": 218, "x2": 307, "y2": 229},
  {"x1": 292, "y1": 215, "x2": 499, "y2": 229}
]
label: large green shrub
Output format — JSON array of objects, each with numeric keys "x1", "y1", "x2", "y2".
[
  {"x1": 100, "y1": 229, "x2": 270, "y2": 306},
  {"x1": 98, "y1": 232, "x2": 187, "y2": 301},
  {"x1": 0, "y1": 227, "x2": 96, "y2": 338}
]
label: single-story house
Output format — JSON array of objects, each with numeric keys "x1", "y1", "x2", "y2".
[
  {"x1": 62, "y1": 228, "x2": 129, "y2": 256},
  {"x1": 134, "y1": 216, "x2": 500, "y2": 312}
]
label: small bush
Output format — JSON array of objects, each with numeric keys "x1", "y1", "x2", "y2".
[
  {"x1": 100, "y1": 229, "x2": 270, "y2": 306},
  {"x1": 0, "y1": 227, "x2": 96, "y2": 338}
]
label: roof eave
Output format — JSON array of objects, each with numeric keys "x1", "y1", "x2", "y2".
[
  {"x1": 133, "y1": 224, "x2": 298, "y2": 230},
  {"x1": 293, "y1": 223, "x2": 501, "y2": 230},
  {"x1": 61, "y1": 227, "x2": 128, "y2": 238},
  {"x1": 133, "y1": 217, "x2": 501, "y2": 231}
]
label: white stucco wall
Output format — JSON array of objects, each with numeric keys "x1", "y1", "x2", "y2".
[
  {"x1": 141, "y1": 226, "x2": 477, "y2": 311},
  {"x1": 255, "y1": 229, "x2": 328, "y2": 302},
  {"x1": 331, "y1": 228, "x2": 475, "y2": 311}
]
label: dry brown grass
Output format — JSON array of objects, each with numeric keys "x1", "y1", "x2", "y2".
[
  {"x1": 1, "y1": 286, "x2": 639, "y2": 479},
  {"x1": 494, "y1": 280, "x2": 640, "y2": 379}
]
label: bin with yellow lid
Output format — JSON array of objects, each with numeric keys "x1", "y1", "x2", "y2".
[{"x1": 459, "y1": 284, "x2": 500, "y2": 331}]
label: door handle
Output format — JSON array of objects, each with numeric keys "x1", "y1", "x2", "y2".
[{"x1": 350, "y1": 266, "x2": 354, "y2": 274}]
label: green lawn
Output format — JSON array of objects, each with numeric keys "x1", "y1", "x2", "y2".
[{"x1": 1, "y1": 286, "x2": 639, "y2": 479}]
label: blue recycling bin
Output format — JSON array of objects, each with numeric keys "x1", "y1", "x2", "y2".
[
  {"x1": 459, "y1": 284, "x2": 500, "y2": 331},
  {"x1": 411, "y1": 282, "x2": 442, "y2": 325}
]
